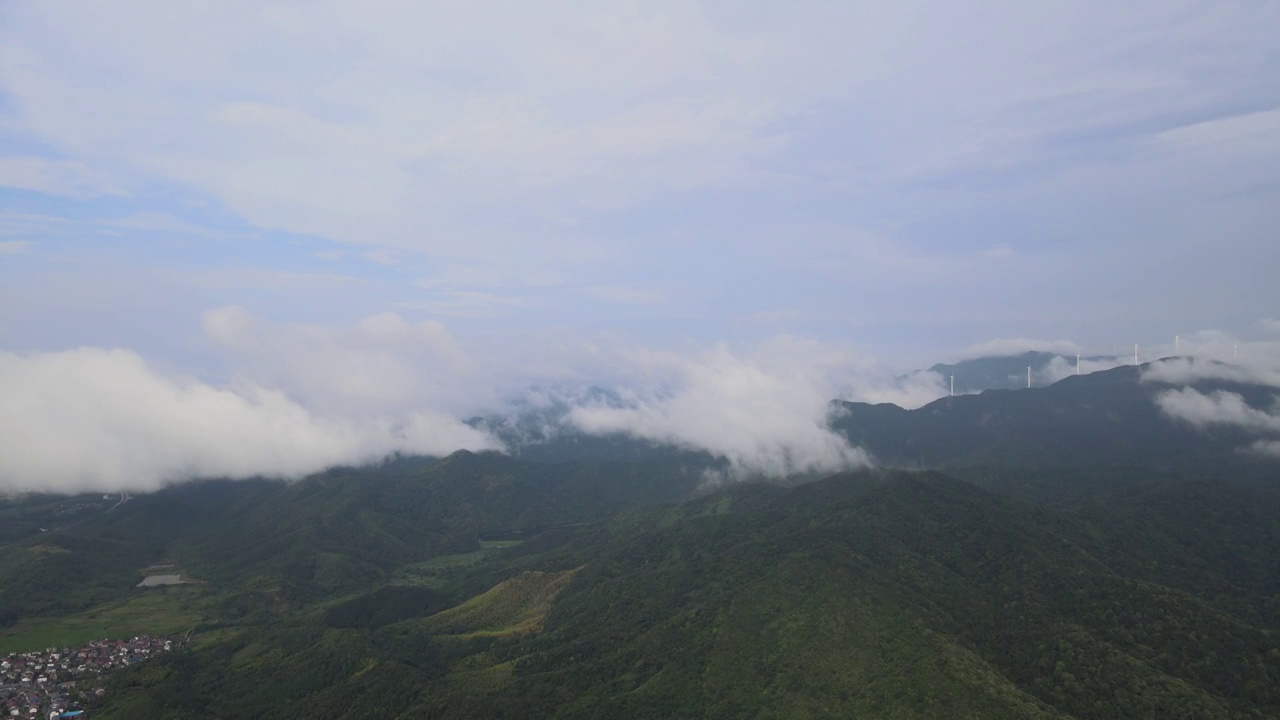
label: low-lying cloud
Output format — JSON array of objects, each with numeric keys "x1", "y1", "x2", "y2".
[
  {"x1": 1154, "y1": 388, "x2": 1280, "y2": 434},
  {"x1": 0, "y1": 312, "x2": 968, "y2": 492},
  {"x1": 565, "y1": 337, "x2": 873, "y2": 477},
  {"x1": 28, "y1": 314, "x2": 1280, "y2": 493},
  {"x1": 1143, "y1": 354, "x2": 1280, "y2": 388},
  {"x1": 1037, "y1": 354, "x2": 1126, "y2": 384},
  {"x1": 0, "y1": 347, "x2": 497, "y2": 494},
  {"x1": 1152, "y1": 350, "x2": 1280, "y2": 460},
  {"x1": 201, "y1": 306, "x2": 488, "y2": 416},
  {"x1": 955, "y1": 338, "x2": 1083, "y2": 361}
]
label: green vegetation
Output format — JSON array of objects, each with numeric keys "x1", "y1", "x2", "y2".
[
  {"x1": 63, "y1": 464, "x2": 1278, "y2": 719},
  {"x1": 3, "y1": 436, "x2": 1277, "y2": 718},
  {"x1": 402, "y1": 567, "x2": 580, "y2": 638},
  {"x1": 831, "y1": 363, "x2": 1275, "y2": 469},
  {"x1": 0, "y1": 585, "x2": 205, "y2": 654}
]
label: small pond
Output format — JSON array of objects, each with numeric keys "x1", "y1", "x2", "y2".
[{"x1": 137, "y1": 574, "x2": 189, "y2": 587}]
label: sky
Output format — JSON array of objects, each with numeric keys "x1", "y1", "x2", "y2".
[{"x1": 1, "y1": 1, "x2": 1279, "y2": 492}]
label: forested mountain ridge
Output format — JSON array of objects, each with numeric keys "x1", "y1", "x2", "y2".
[
  {"x1": 832, "y1": 362, "x2": 1274, "y2": 468},
  {"x1": 922, "y1": 350, "x2": 1078, "y2": 392},
  {"x1": 0, "y1": 453, "x2": 705, "y2": 625},
  {"x1": 66, "y1": 465, "x2": 1280, "y2": 719},
  {"x1": 3, "y1": 358, "x2": 1278, "y2": 718},
  {"x1": 462, "y1": 359, "x2": 1278, "y2": 472}
]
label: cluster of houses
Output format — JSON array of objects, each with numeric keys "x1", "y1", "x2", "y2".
[
  {"x1": 47, "y1": 500, "x2": 109, "y2": 519},
  {"x1": 0, "y1": 636, "x2": 173, "y2": 718}
]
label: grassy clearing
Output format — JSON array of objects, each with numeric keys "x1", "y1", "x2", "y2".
[
  {"x1": 478, "y1": 539, "x2": 525, "y2": 549},
  {"x1": 410, "y1": 550, "x2": 487, "y2": 570},
  {"x1": 0, "y1": 585, "x2": 207, "y2": 654},
  {"x1": 412, "y1": 567, "x2": 582, "y2": 638}
]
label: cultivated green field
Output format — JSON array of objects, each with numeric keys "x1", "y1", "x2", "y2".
[{"x1": 0, "y1": 585, "x2": 206, "y2": 654}]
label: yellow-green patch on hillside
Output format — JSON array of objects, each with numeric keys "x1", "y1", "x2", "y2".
[{"x1": 414, "y1": 567, "x2": 581, "y2": 638}]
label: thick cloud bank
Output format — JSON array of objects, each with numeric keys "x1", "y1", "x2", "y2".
[
  {"x1": 0, "y1": 313, "x2": 960, "y2": 492},
  {"x1": 0, "y1": 348, "x2": 496, "y2": 494},
  {"x1": 17, "y1": 313, "x2": 1279, "y2": 493},
  {"x1": 566, "y1": 338, "x2": 873, "y2": 477}
]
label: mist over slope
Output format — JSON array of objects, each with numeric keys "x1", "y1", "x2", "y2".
[
  {"x1": 834, "y1": 360, "x2": 1280, "y2": 468},
  {"x1": 2, "y1": 325, "x2": 1278, "y2": 495},
  {"x1": 918, "y1": 350, "x2": 1125, "y2": 393}
]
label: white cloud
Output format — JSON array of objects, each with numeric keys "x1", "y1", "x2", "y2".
[
  {"x1": 418, "y1": 265, "x2": 566, "y2": 292},
  {"x1": 201, "y1": 306, "x2": 484, "y2": 416},
  {"x1": 1154, "y1": 109, "x2": 1280, "y2": 157},
  {"x1": 363, "y1": 248, "x2": 400, "y2": 266},
  {"x1": 955, "y1": 338, "x2": 1083, "y2": 360},
  {"x1": 0, "y1": 1, "x2": 786, "y2": 257},
  {"x1": 0, "y1": 2, "x2": 1275, "y2": 360},
  {"x1": 99, "y1": 212, "x2": 244, "y2": 240},
  {"x1": 402, "y1": 291, "x2": 538, "y2": 319},
  {"x1": 0, "y1": 309, "x2": 953, "y2": 490},
  {"x1": 2, "y1": 1, "x2": 1274, "y2": 265},
  {"x1": 580, "y1": 285, "x2": 666, "y2": 306},
  {"x1": 1143, "y1": 352, "x2": 1280, "y2": 388},
  {"x1": 844, "y1": 371, "x2": 950, "y2": 409},
  {"x1": 0, "y1": 156, "x2": 126, "y2": 198},
  {"x1": 1258, "y1": 318, "x2": 1280, "y2": 335},
  {"x1": 0, "y1": 241, "x2": 30, "y2": 255},
  {"x1": 194, "y1": 267, "x2": 370, "y2": 293},
  {"x1": 1037, "y1": 354, "x2": 1125, "y2": 384},
  {"x1": 9, "y1": 304, "x2": 1280, "y2": 494},
  {"x1": 1154, "y1": 388, "x2": 1280, "y2": 434},
  {"x1": 0, "y1": 347, "x2": 496, "y2": 494},
  {"x1": 565, "y1": 337, "x2": 875, "y2": 477},
  {"x1": 1248, "y1": 439, "x2": 1280, "y2": 459},
  {"x1": 1155, "y1": 383, "x2": 1280, "y2": 462}
]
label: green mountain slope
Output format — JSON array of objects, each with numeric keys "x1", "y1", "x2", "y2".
[
  {"x1": 832, "y1": 364, "x2": 1275, "y2": 468},
  {"x1": 0, "y1": 452, "x2": 702, "y2": 627},
  {"x1": 89, "y1": 468, "x2": 1280, "y2": 720}
]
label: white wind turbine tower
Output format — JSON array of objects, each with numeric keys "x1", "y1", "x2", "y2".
[
  {"x1": 950, "y1": 375, "x2": 954, "y2": 397},
  {"x1": 1075, "y1": 354, "x2": 1081, "y2": 375},
  {"x1": 1134, "y1": 344, "x2": 1139, "y2": 365},
  {"x1": 1026, "y1": 366, "x2": 1031, "y2": 388},
  {"x1": 1175, "y1": 335, "x2": 1180, "y2": 354}
]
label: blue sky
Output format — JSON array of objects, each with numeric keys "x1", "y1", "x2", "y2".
[{"x1": 1, "y1": 1, "x2": 1279, "y2": 491}]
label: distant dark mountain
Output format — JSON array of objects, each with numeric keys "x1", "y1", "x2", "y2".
[
  {"x1": 916, "y1": 350, "x2": 1115, "y2": 393},
  {"x1": 928, "y1": 350, "x2": 1064, "y2": 392},
  {"x1": 834, "y1": 362, "x2": 1277, "y2": 468}
]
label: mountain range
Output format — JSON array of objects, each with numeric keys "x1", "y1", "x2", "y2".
[{"x1": 0, "y1": 354, "x2": 1276, "y2": 719}]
